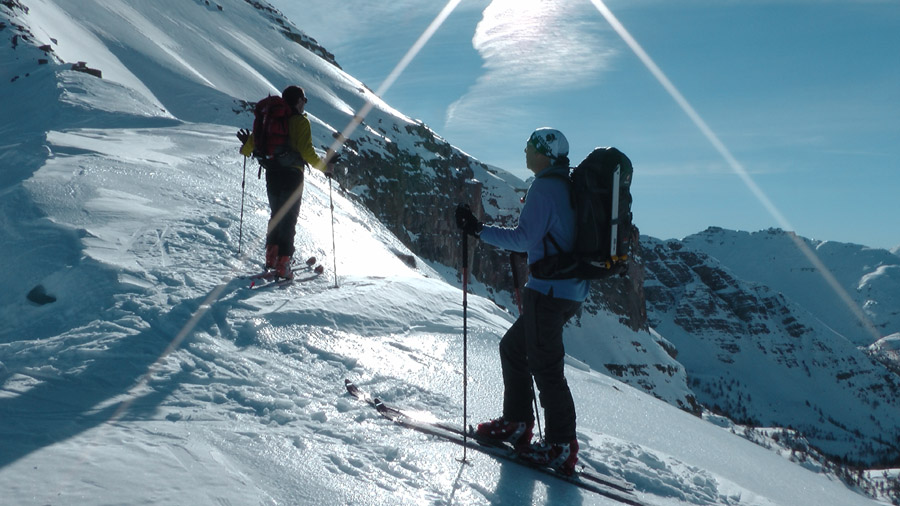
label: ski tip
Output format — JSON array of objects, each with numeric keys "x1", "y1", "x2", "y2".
[{"x1": 306, "y1": 256, "x2": 317, "y2": 266}]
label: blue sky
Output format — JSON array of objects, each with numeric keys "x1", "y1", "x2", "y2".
[{"x1": 281, "y1": 0, "x2": 898, "y2": 250}]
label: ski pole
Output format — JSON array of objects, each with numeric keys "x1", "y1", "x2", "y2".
[
  {"x1": 238, "y1": 156, "x2": 247, "y2": 256},
  {"x1": 461, "y1": 231, "x2": 469, "y2": 462},
  {"x1": 329, "y1": 176, "x2": 338, "y2": 288},
  {"x1": 510, "y1": 252, "x2": 543, "y2": 440}
]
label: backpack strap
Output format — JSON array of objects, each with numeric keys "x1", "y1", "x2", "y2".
[{"x1": 542, "y1": 233, "x2": 564, "y2": 257}]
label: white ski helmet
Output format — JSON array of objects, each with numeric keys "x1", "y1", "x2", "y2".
[{"x1": 527, "y1": 127, "x2": 569, "y2": 161}]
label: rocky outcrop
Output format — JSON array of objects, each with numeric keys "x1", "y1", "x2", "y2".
[
  {"x1": 338, "y1": 121, "x2": 649, "y2": 332},
  {"x1": 338, "y1": 123, "x2": 497, "y2": 283},
  {"x1": 241, "y1": 0, "x2": 341, "y2": 69},
  {"x1": 683, "y1": 227, "x2": 900, "y2": 346},
  {"x1": 589, "y1": 226, "x2": 648, "y2": 332},
  {"x1": 329, "y1": 119, "x2": 702, "y2": 411}
]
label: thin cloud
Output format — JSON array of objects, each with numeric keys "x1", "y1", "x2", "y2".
[
  {"x1": 446, "y1": 0, "x2": 616, "y2": 129},
  {"x1": 297, "y1": 1, "x2": 485, "y2": 49}
]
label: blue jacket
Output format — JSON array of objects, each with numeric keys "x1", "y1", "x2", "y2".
[{"x1": 480, "y1": 164, "x2": 591, "y2": 302}]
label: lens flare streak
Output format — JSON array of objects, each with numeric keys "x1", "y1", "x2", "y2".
[{"x1": 588, "y1": 0, "x2": 880, "y2": 341}]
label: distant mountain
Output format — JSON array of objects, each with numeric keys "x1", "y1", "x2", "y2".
[
  {"x1": 641, "y1": 231, "x2": 900, "y2": 466},
  {"x1": 683, "y1": 227, "x2": 900, "y2": 346}
]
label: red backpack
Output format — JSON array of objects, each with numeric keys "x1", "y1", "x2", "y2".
[{"x1": 252, "y1": 95, "x2": 292, "y2": 159}]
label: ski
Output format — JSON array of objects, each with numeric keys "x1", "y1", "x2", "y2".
[
  {"x1": 458, "y1": 428, "x2": 634, "y2": 494},
  {"x1": 345, "y1": 380, "x2": 632, "y2": 493},
  {"x1": 248, "y1": 276, "x2": 293, "y2": 290},
  {"x1": 344, "y1": 380, "x2": 642, "y2": 505},
  {"x1": 345, "y1": 379, "x2": 463, "y2": 436},
  {"x1": 241, "y1": 257, "x2": 323, "y2": 288},
  {"x1": 239, "y1": 256, "x2": 318, "y2": 279}
]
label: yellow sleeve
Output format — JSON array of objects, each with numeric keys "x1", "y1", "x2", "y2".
[{"x1": 290, "y1": 114, "x2": 325, "y2": 172}]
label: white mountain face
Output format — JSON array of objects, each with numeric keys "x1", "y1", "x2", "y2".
[
  {"x1": 641, "y1": 231, "x2": 900, "y2": 465},
  {"x1": 870, "y1": 333, "x2": 900, "y2": 377},
  {"x1": 683, "y1": 227, "x2": 900, "y2": 346},
  {"x1": 1, "y1": 0, "x2": 898, "y2": 504}
]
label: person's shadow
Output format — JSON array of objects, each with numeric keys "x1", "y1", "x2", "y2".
[{"x1": 493, "y1": 459, "x2": 585, "y2": 505}]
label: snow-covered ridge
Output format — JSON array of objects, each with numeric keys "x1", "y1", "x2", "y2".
[{"x1": 683, "y1": 227, "x2": 900, "y2": 345}]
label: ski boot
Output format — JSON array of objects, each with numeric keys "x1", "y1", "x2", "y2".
[
  {"x1": 274, "y1": 256, "x2": 294, "y2": 280},
  {"x1": 517, "y1": 438, "x2": 579, "y2": 476},
  {"x1": 474, "y1": 417, "x2": 534, "y2": 450}
]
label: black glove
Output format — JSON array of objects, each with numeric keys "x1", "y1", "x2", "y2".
[
  {"x1": 324, "y1": 152, "x2": 341, "y2": 178},
  {"x1": 236, "y1": 128, "x2": 250, "y2": 145},
  {"x1": 455, "y1": 204, "x2": 483, "y2": 237}
]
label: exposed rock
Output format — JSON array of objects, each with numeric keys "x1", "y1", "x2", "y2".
[
  {"x1": 339, "y1": 122, "x2": 648, "y2": 332},
  {"x1": 242, "y1": 0, "x2": 340, "y2": 69},
  {"x1": 27, "y1": 285, "x2": 56, "y2": 305},
  {"x1": 71, "y1": 61, "x2": 101, "y2": 78}
]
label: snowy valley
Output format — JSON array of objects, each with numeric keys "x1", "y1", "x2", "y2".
[{"x1": 1, "y1": 1, "x2": 898, "y2": 505}]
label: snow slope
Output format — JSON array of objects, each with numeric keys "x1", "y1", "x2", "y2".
[
  {"x1": 0, "y1": 1, "x2": 893, "y2": 505},
  {"x1": 1, "y1": 124, "x2": 885, "y2": 506}
]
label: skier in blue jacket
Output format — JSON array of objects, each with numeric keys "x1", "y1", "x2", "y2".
[{"x1": 456, "y1": 127, "x2": 589, "y2": 475}]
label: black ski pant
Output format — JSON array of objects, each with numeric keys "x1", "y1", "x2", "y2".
[
  {"x1": 500, "y1": 287, "x2": 581, "y2": 444},
  {"x1": 264, "y1": 164, "x2": 304, "y2": 258}
]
